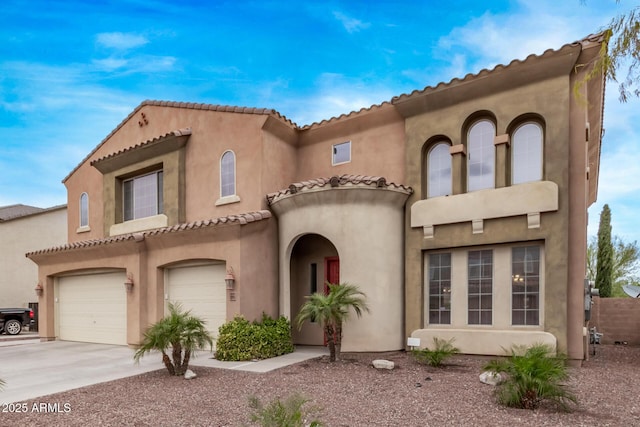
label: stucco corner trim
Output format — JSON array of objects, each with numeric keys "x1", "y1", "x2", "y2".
[{"x1": 411, "y1": 181, "x2": 559, "y2": 231}]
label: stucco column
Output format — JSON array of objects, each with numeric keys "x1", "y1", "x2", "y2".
[
  {"x1": 494, "y1": 134, "x2": 510, "y2": 188},
  {"x1": 449, "y1": 144, "x2": 466, "y2": 195}
]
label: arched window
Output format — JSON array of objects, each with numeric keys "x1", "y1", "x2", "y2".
[
  {"x1": 427, "y1": 142, "x2": 452, "y2": 197},
  {"x1": 220, "y1": 150, "x2": 236, "y2": 198},
  {"x1": 79, "y1": 192, "x2": 89, "y2": 227},
  {"x1": 467, "y1": 120, "x2": 495, "y2": 192},
  {"x1": 512, "y1": 122, "x2": 543, "y2": 184}
]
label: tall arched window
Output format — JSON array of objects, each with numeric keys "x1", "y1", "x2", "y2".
[
  {"x1": 427, "y1": 142, "x2": 452, "y2": 197},
  {"x1": 512, "y1": 122, "x2": 543, "y2": 184},
  {"x1": 220, "y1": 150, "x2": 236, "y2": 198},
  {"x1": 467, "y1": 120, "x2": 495, "y2": 192},
  {"x1": 79, "y1": 192, "x2": 89, "y2": 227}
]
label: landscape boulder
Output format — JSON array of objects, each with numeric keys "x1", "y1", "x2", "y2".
[
  {"x1": 479, "y1": 370, "x2": 504, "y2": 386},
  {"x1": 372, "y1": 359, "x2": 395, "y2": 370}
]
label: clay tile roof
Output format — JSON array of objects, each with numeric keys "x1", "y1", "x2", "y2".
[
  {"x1": 0, "y1": 204, "x2": 66, "y2": 222},
  {"x1": 266, "y1": 174, "x2": 413, "y2": 204},
  {"x1": 25, "y1": 210, "x2": 272, "y2": 257}
]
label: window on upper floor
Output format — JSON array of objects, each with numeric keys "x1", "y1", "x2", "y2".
[
  {"x1": 123, "y1": 170, "x2": 163, "y2": 221},
  {"x1": 512, "y1": 122, "x2": 543, "y2": 184},
  {"x1": 79, "y1": 192, "x2": 89, "y2": 228},
  {"x1": 427, "y1": 142, "x2": 452, "y2": 197},
  {"x1": 220, "y1": 150, "x2": 236, "y2": 198},
  {"x1": 332, "y1": 141, "x2": 351, "y2": 165},
  {"x1": 467, "y1": 119, "x2": 496, "y2": 192}
]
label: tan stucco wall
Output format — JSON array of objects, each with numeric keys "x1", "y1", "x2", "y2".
[
  {"x1": 0, "y1": 207, "x2": 67, "y2": 308},
  {"x1": 403, "y1": 71, "x2": 591, "y2": 359},
  {"x1": 271, "y1": 186, "x2": 410, "y2": 352}
]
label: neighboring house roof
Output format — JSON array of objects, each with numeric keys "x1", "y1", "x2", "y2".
[
  {"x1": 25, "y1": 210, "x2": 272, "y2": 257},
  {"x1": 266, "y1": 174, "x2": 413, "y2": 205},
  {"x1": 0, "y1": 204, "x2": 66, "y2": 222}
]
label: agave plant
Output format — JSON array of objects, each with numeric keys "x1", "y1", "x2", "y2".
[
  {"x1": 134, "y1": 302, "x2": 214, "y2": 376},
  {"x1": 483, "y1": 343, "x2": 578, "y2": 411}
]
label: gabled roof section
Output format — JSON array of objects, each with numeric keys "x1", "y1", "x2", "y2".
[
  {"x1": 0, "y1": 204, "x2": 66, "y2": 222},
  {"x1": 63, "y1": 100, "x2": 297, "y2": 183},
  {"x1": 26, "y1": 210, "x2": 272, "y2": 257},
  {"x1": 90, "y1": 128, "x2": 192, "y2": 174},
  {"x1": 266, "y1": 174, "x2": 413, "y2": 205}
]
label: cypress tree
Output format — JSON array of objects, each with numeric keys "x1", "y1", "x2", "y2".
[{"x1": 595, "y1": 204, "x2": 614, "y2": 297}]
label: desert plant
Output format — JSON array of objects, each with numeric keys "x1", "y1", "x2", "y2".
[
  {"x1": 411, "y1": 337, "x2": 459, "y2": 367},
  {"x1": 0, "y1": 378, "x2": 4, "y2": 390},
  {"x1": 248, "y1": 393, "x2": 323, "y2": 427},
  {"x1": 295, "y1": 282, "x2": 370, "y2": 362},
  {"x1": 216, "y1": 313, "x2": 294, "y2": 361},
  {"x1": 483, "y1": 343, "x2": 578, "y2": 411},
  {"x1": 134, "y1": 302, "x2": 213, "y2": 376}
]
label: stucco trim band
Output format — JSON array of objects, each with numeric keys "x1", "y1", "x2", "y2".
[{"x1": 410, "y1": 180, "x2": 558, "y2": 237}]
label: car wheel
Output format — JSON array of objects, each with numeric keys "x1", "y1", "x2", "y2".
[{"x1": 4, "y1": 319, "x2": 22, "y2": 335}]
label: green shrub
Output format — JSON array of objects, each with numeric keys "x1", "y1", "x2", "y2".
[
  {"x1": 248, "y1": 393, "x2": 323, "y2": 427},
  {"x1": 483, "y1": 343, "x2": 578, "y2": 411},
  {"x1": 216, "y1": 313, "x2": 294, "y2": 361},
  {"x1": 411, "y1": 337, "x2": 459, "y2": 367}
]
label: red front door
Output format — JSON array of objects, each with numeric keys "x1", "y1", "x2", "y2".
[{"x1": 324, "y1": 256, "x2": 340, "y2": 293}]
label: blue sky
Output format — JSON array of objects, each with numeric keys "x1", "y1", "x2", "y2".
[{"x1": 1, "y1": 0, "x2": 638, "y2": 243}]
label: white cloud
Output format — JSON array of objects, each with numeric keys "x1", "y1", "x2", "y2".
[
  {"x1": 96, "y1": 32, "x2": 149, "y2": 50},
  {"x1": 333, "y1": 11, "x2": 370, "y2": 33}
]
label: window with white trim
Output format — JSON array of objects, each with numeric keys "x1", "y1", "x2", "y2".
[
  {"x1": 512, "y1": 246, "x2": 540, "y2": 325},
  {"x1": 427, "y1": 142, "x2": 452, "y2": 197},
  {"x1": 123, "y1": 170, "x2": 163, "y2": 221},
  {"x1": 220, "y1": 150, "x2": 236, "y2": 197},
  {"x1": 468, "y1": 250, "x2": 493, "y2": 325},
  {"x1": 428, "y1": 253, "x2": 452, "y2": 324},
  {"x1": 467, "y1": 120, "x2": 495, "y2": 191},
  {"x1": 332, "y1": 141, "x2": 351, "y2": 165},
  {"x1": 79, "y1": 192, "x2": 89, "y2": 227},
  {"x1": 512, "y1": 122, "x2": 543, "y2": 184}
]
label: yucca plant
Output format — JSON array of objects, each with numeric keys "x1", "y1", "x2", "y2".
[
  {"x1": 248, "y1": 393, "x2": 323, "y2": 427},
  {"x1": 134, "y1": 302, "x2": 214, "y2": 376},
  {"x1": 411, "y1": 337, "x2": 459, "y2": 367},
  {"x1": 483, "y1": 343, "x2": 578, "y2": 411}
]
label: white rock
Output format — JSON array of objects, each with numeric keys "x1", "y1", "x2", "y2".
[
  {"x1": 184, "y1": 369, "x2": 197, "y2": 380},
  {"x1": 479, "y1": 370, "x2": 503, "y2": 386},
  {"x1": 372, "y1": 359, "x2": 395, "y2": 370}
]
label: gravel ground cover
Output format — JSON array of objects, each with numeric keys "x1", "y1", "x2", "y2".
[{"x1": 2, "y1": 344, "x2": 639, "y2": 426}]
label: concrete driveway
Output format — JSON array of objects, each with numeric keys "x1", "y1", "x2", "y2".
[{"x1": 0, "y1": 337, "x2": 327, "y2": 404}]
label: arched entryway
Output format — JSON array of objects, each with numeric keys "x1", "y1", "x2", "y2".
[{"x1": 289, "y1": 233, "x2": 338, "y2": 345}]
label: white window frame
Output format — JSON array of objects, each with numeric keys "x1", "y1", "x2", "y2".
[
  {"x1": 123, "y1": 170, "x2": 163, "y2": 222},
  {"x1": 512, "y1": 122, "x2": 543, "y2": 185},
  {"x1": 78, "y1": 192, "x2": 89, "y2": 232},
  {"x1": 332, "y1": 141, "x2": 351, "y2": 166},
  {"x1": 467, "y1": 120, "x2": 496, "y2": 192},
  {"x1": 427, "y1": 142, "x2": 452, "y2": 198},
  {"x1": 216, "y1": 150, "x2": 241, "y2": 206}
]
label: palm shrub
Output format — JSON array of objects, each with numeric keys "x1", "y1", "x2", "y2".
[
  {"x1": 134, "y1": 302, "x2": 214, "y2": 376},
  {"x1": 411, "y1": 337, "x2": 459, "y2": 367},
  {"x1": 248, "y1": 393, "x2": 323, "y2": 427},
  {"x1": 295, "y1": 283, "x2": 370, "y2": 362},
  {"x1": 483, "y1": 343, "x2": 578, "y2": 411}
]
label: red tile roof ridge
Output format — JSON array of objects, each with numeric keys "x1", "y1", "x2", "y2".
[
  {"x1": 25, "y1": 210, "x2": 272, "y2": 257},
  {"x1": 89, "y1": 128, "x2": 192, "y2": 166},
  {"x1": 266, "y1": 174, "x2": 413, "y2": 204}
]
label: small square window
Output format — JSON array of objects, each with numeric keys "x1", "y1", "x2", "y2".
[{"x1": 332, "y1": 141, "x2": 351, "y2": 165}]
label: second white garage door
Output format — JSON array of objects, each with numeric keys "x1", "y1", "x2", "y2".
[
  {"x1": 56, "y1": 271, "x2": 127, "y2": 345},
  {"x1": 166, "y1": 264, "x2": 227, "y2": 339}
]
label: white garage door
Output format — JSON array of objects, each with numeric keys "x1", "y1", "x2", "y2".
[
  {"x1": 57, "y1": 272, "x2": 127, "y2": 345},
  {"x1": 166, "y1": 264, "x2": 226, "y2": 339}
]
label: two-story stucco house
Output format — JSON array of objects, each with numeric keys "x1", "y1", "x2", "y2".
[{"x1": 28, "y1": 34, "x2": 604, "y2": 362}]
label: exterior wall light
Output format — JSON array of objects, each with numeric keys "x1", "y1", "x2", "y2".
[
  {"x1": 124, "y1": 274, "x2": 134, "y2": 293},
  {"x1": 225, "y1": 268, "x2": 236, "y2": 290},
  {"x1": 35, "y1": 282, "x2": 44, "y2": 297}
]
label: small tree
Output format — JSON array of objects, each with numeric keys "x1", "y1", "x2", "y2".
[
  {"x1": 295, "y1": 283, "x2": 369, "y2": 362},
  {"x1": 483, "y1": 344, "x2": 577, "y2": 411},
  {"x1": 588, "y1": 235, "x2": 640, "y2": 296},
  {"x1": 595, "y1": 204, "x2": 614, "y2": 297},
  {"x1": 134, "y1": 302, "x2": 213, "y2": 376}
]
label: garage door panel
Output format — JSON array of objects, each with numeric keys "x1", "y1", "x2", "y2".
[
  {"x1": 57, "y1": 272, "x2": 127, "y2": 345},
  {"x1": 167, "y1": 264, "x2": 226, "y2": 339}
]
